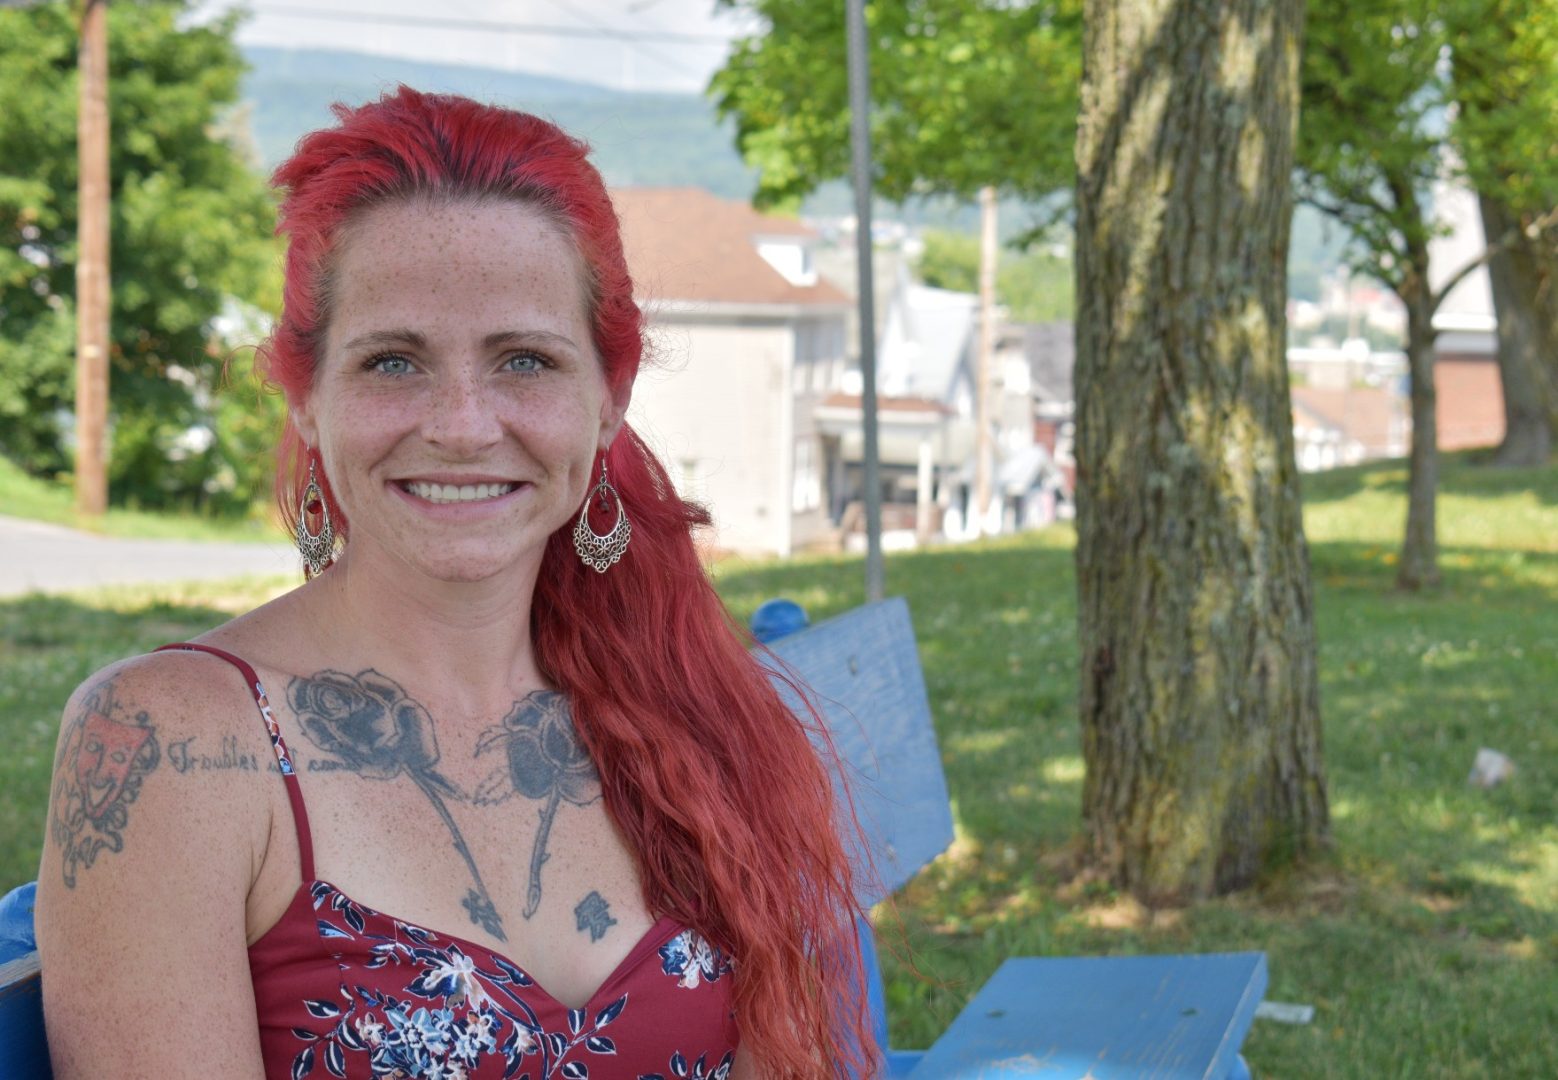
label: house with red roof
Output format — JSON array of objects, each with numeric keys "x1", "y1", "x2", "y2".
[{"x1": 613, "y1": 188, "x2": 852, "y2": 555}]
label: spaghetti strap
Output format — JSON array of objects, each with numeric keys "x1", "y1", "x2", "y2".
[{"x1": 154, "y1": 643, "x2": 317, "y2": 882}]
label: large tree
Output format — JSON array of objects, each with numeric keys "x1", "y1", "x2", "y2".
[
  {"x1": 1299, "y1": 0, "x2": 1558, "y2": 585},
  {"x1": 716, "y1": 0, "x2": 1329, "y2": 901},
  {"x1": 1074, "y1": 0, "x2": 1327, "y2": 901},
  {"x1": 0, "y1": 0, "x2": 278, "y2": 513},
  {"x1": 1448, "y1": 0, "x2": 1558, "y2": 466},
  {"x1": 1479, "y1": 195, "x2": 1558, "y2": 465},
  {"x1": 1297, "y1": 0, "x2": 1451, "y2": 589}
]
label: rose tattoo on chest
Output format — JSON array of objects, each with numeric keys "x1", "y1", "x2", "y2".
[
  {"x1": 285, "y1": 674, "x2": 603, "y2": 935},
  {"x1": 474, "y1": 690, "x2": 603, "y2": 918},
  {"x1": 286, "y1": 669, "x2": 506, "y2": 939}
]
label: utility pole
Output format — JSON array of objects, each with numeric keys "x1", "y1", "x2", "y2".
[
  {"x1": 974, "y1": 185, "x2": 998, "y2": 536},
  {"x1": 845, "y1": 0, "x2": 883, "y2": 601},
  {"x1": 75, "y1": 0, "x2": 111, "y2": 517}
]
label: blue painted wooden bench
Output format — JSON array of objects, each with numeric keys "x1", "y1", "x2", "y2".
[
  {"x1": 755, "y1": 597, "x2": 1267, "y2": 1078},
  {"x1": 0, "y1": 597, "x2": 1267, "y2": 1077},
  {"x1": 0, "y1": 881, "x2": 47, "y2": 1077}
]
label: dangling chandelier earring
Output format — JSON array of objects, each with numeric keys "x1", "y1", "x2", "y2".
[
  {"x1": 296, "y1": 452, "x2": 336, "y2": 579},
  {"x1": 573, "y1": 454, "x2": 631, "y2": 573}
]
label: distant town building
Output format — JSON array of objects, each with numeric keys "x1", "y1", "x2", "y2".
[{"x1": 1427, "y1": 177, "x2": 1504, "y2": 450}]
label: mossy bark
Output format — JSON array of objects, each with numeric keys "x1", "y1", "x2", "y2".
[{"x1": 1074, "y1": 0, "x2": 1328, "y2": 903}]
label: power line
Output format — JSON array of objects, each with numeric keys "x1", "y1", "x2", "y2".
[
  {"x1": 549, "y1": 0, "x2": 688, "y2": 78},
  {"x1": 246, "y1": 4, "x2": 734, "y2": 46}
]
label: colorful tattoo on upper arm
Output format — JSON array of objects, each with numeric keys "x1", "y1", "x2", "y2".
[{"x1": 50, "y1": 680, "x2": 161, "y2": 889}]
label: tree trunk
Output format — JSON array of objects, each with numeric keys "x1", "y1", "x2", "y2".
[
  {"x1": 1397, "y1": 249, "x2": 1441, "y2": 590},
  {"x1": 1481, "y1": 193, "x2": 1557, "y2": 467},
  {"x1": 1074, "y1": 0, "x2": 1328, "y2": 904}
]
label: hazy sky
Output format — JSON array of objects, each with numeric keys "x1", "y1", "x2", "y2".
[{"x1": 193, "y1": 0, "x2": 761, "y2": 94}]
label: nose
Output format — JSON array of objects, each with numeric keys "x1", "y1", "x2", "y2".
[{"x1": 423, "y1": 365, "x2": 503, "y2": 454}]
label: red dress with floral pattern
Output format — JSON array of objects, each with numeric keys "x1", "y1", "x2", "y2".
[{"x1": 159, "y1": 644, "x2": 740, "y2": 1080}]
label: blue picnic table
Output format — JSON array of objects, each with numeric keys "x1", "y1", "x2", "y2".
[{"x1": 756, "y1": 598, "x2": 1267, "y2": 1078}]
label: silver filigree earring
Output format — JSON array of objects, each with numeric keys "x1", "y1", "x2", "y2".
[
  {"x1": 574, "y1": 456, "x2": 631, "y2": 573},
  {"x1": 296, "y1": 453, "x2": 336, "y2": 579}
]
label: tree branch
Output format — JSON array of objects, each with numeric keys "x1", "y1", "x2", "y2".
[{"x1": 1431, "y1": 204, "x2": 1558, "y2": 312}]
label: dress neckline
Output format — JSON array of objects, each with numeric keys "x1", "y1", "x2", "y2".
[{"x1": 262, "y1": 876, "x2": 685, "y2": 1013}]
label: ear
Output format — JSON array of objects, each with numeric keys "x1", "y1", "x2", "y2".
[
  {"x1": 598, "y1": 376, "x2": 632, "y2": 451},
  {"x1": 290, "y1": 397, "x2": 319, "y2": 451}
]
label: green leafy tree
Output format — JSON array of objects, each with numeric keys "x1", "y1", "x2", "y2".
[
  {"x1": 0, "y1": 0, "x2": 279, "y2": 514},
  {"x1": 916, "y1": 227, "x2": 1074, "y2": 323},
  {"x1": 1448, "y1": 0, "x2": 1558, "y2": 465},
  {"x1": 711, "y1": 0, "x2": 1082, "y2": 212},
  {"x1": 1298, "y1": 0, "x2": 1558, "y2": 587}
]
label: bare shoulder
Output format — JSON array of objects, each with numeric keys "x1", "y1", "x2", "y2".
[
  {"x1": 40, "y1": 647, "x2": 277, "y2": 896},
  {"x1": 37, "y1": 650, "x2": 272, "y2": 1074}
]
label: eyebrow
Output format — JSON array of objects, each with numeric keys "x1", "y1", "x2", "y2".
[{"x1": 340, "y1": 328, "x2": 582, "y2": 353}]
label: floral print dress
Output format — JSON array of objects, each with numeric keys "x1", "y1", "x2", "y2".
[{"x1": 160, "y1": 644, "x2": 740, "y2": 1080}]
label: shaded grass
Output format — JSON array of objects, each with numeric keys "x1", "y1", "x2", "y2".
[
  {"x1": 713, "y1": 459, "x2": 1558, "y2": 1079},
  {"x1": 3, "y1": 455, "x2": 1556, "y2": 1076},
  {"x1": 0, "y1": 454, "x2": 277, "y2": 542}
]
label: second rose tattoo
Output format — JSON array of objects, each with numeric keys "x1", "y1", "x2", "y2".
[
  {"x1": 286, "y1": 669, "x2": 507, "y2": 941},
  {"x1": 473, "y1": 690, "x2": 601, "y2": 918},
  {"x1": 574, "y1": 890, "x2": 618, "y2": 942}
]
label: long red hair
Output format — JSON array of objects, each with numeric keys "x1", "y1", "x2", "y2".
[{"x1": 259, "y1": 87, "x2": 875, "y2": 1077}]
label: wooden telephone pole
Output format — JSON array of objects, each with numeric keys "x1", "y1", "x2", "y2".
[{"x1": 75, "y1": 0, "x2": 110, "y2": 517}]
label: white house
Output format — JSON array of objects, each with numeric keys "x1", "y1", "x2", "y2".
[
  {"x1": 613, "y1": 188, "x2": 851, "y2": 556},
  {"x1": 815, "y1": 270, "x2": 1053, "y2": 543}
]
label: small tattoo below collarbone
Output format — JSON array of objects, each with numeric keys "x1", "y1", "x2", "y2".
[{"x1": 574, "y1": 890, "x2": 618, "y2": 942}]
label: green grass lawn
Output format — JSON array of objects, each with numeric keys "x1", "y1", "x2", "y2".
[
  {"x1": 0, "y1": 454, "x2": 277, "y2": 542},
  {"x1": 3, "y1": 453, "x2": 1554, "y2": 1077}
]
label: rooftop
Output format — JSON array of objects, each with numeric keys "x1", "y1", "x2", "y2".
[{"x1": 612, "y1": 187, "x2": 850, "y2": 309}]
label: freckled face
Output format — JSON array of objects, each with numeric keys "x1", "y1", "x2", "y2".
[{"x1": 294, "y1": 199, "x2": 627, "y2": 584}]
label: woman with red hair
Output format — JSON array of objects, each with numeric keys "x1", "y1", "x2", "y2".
[{"x1": 37, "y1": 87, "x2": 873, "y2": 1079}]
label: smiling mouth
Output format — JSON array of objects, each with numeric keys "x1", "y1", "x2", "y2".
[{"x1": 401, "y1": 481, "x2": 521, "y2": 504}]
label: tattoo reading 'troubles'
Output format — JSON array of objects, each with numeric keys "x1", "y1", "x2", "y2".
[{"x1": 47, "y1": 665, "x2": 602, "y2": 936}]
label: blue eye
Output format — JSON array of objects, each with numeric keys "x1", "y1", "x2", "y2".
[
  {"x1": 505, "y1": 352, "x2": 546, "y2": 374},
  {"x1": 365, "y1": 353, "x2": 413, "y2": 375}
]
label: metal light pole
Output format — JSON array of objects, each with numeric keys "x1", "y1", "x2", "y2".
[
  {"x1": 845, "y1": 0, "x2": 884, "y2": 602},
  {"x1": 974, "y1": 185, "x2": 997, "y2": 536},
  {"x1": 75, "y1": 0, "x2": 111, "y2": 517}
]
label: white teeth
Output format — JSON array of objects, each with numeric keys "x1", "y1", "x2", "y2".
[{"x1": 405, "y1": 481, "x2": 518, "y2": 504}]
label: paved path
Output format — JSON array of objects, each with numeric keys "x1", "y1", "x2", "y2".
[{"x1": 0, "y1": 515, "x2": 298, "y2": 598}]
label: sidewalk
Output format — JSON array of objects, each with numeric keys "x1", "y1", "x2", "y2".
[{"x1": 0, "y1": 515, "x2": 297, "y2": 598}]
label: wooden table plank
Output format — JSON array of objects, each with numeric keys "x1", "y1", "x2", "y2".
[{"x1": 909, "y1": 952, "x2": 1267, "y2": 1079}]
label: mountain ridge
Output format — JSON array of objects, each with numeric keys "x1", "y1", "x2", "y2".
[{"x1": 241, "y1": 45, "x2": 761, "y2": 200}]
